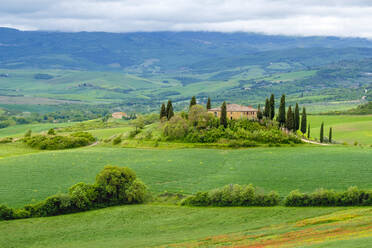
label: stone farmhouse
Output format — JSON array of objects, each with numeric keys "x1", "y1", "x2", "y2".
[
  {"x1": 111, "y1": 112, "x2": 127, "y2": 119},
  {"x1": 208, "y1": 104, "x2": 258, "y2": 120}
]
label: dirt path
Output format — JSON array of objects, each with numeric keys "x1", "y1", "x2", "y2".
[
  {"x1": 301, "y1": 138, "x2": 330, "y2": 146},
  {"x1": 88, "y1": 141, "x2": 99, "y2": 147}
]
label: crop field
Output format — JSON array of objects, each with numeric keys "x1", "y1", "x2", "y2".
[
  {"x1": 1, "y1": 205, "x2": 371, "y2": 248},
  {"x1": 0, "y1": 145, "x2": 371, "y2": 207},
  {"x1": 308, "y1": 115, "x2": 372, "y2": 145}
]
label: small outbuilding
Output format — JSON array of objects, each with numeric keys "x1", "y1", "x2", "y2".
[{"x1": 208, "y1": 104, "x2": 258, "y2": 120}]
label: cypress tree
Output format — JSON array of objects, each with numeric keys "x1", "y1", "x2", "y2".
[
  {"x1": 264, "y1": 98, "x2": 270, "y2": 119},
  {"x1": 320, "y1": 122, "x2": 324, "y2": 143},
  {"x1": 166, "y1": 100, "x2": 174, "y2": 120},
  {"x1": 307, "y1": 123, "x2": 310, "y2": 139},
  {"x1": 300, "y1": 107, "x2": 307, "y2": 134},
  {"x1": 269, "y1": 94, "x2": 275, "y2": 120},
  {"x1": 206, "y1": 97, "x2": 211, "y2": 110},
  {"x1": 220, "y1": 101, "x2": 227, "y2": 128},
  {"x1": 189, "y1": 96, "x2": 197, "y2": 109},
  {"x1": 294, "y1": 103, "x2": 300, "y2": 131},
  {"x1": 257, "y1": 104, "x2": 263, "y2": 120},
  {"x1": 286, "y1": 106, "x2": 294, "y2": 131},
  {"x1": 278, "y1": 94, "x2": 286, "y2": 126},
  {"x1": 329, "y1": 127, "x2": 332, "y2": 143},
  {"x1": 160, "y1": 103, "x2": 166, "y2": 119}
]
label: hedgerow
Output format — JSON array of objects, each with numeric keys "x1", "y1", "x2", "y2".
[
  {"x1": 181, "y1": 184, "x2": 280, "y2": 207},
  {"x1": 1, "y1": 166, "x2": 147, "y2": 221},
  {"x1": 23, "y1": 132, "x2": 95, "y2": 150},
  {"x1": 284, "y1": 186, "x2": 372, "y2": 206}
]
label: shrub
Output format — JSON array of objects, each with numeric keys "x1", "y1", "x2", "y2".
[
  {"x1": 163, "y1": 115, "x2": 189, "y2": 140},
  {"x1": 47, "y1": 128, "x2": 56, "y2": 135},
  {"x1": 0, "y1": 204, "x2": 14, "y2": 220},
  {"x1": 69, "y1": 183, "x2": 99, "y2": 210},
  {"x1": 25, "y1": 194, "x2": 74, "y2": 217},
  {"x1": 181, "y1": 184, "x2": 279, "y2": 207},
  {"x1": 113, "y1": 135, "x2": 122, "y2": 145}
]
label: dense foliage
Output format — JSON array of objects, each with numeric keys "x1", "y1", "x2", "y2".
[
  {"x1": 162, "y1": 103, "x2": 301, "y2": 146},
  {"x1": 181, "y1": 184, "x2": 280, "y2": 207},
  {"x1": 285, "y1": 187, "x2": 372, "y2": 207},
  {"x1": 0, "y1": 166, "x2": 147, "y2": 221},
  {"x1": 23, "y1": 132, "x2": 95, "y2": 150}
]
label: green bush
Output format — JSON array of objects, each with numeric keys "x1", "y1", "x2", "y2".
[
  {"x1": 69, "y1": 183, "x2": 99, "y2": 210},
  {"x1": 23, "y1": 132, "x2": 95, "y2": 150},
  {"x1": 285, "y1": 187, "x2": 372, "y2": 207},
  {"x1": 25, "y1": 194, "x2": 75, "y2": 217},
  {"x1": 0, "y1": 204, "x2": 14, "y2": 220},
  {"x1": 47, "y1": 128, "x2": 56, "y2": 135},
  {"x1": 181, "y1": 184, "x2": 279, "y2": 207},
  {"x1": 112, "y1": 135, "x2": 122, "y2": 145}
]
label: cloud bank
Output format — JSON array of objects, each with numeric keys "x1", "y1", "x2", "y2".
[{"x1": 1, "y1": 0, "x2": 372, "y2": 38}]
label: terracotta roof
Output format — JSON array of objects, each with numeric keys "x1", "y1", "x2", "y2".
[
  {"x1": 112, "y1": 112, "x2": 127, "y2": 116},
  {"x1": 209, "y1": 104, "x2": 258, "y2": 112}
]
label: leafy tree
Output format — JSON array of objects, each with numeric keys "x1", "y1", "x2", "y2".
[
  {"x1": 47, "y1": 128, "x2": 56, "y2": 135},
  {"x1": 269, "y1": 94, "x2": 275, "y2": 120},
  {"x1": 132, "y1": 116, "x2": 145, "y2": 132},
  {"x1": 95, "y1": 165, "x2": 146, "y2": 204},
  {"x1": 329, "y1": 127, "x2": 332, "y2": 143},
  {"x1": 206, "y1": 97, "x2": 211, "y2": 110},
  {"x1": 220, "y1": 101, "x2": 227, "y2": 128},
  {"x1": 294, "y1": 103, "x2": 300, "y2": 131},
  {"x1": 189, "y1": 96, "x2": 197, "y2": 109},
  {"x1": 300, "y1": 107, "x2": 307, "y2": 134},
  {"x1": 278, "y1": 94, "x2": 286, "y2": 126},
  {"x1": 307, "y1": 123, "x2": 310, "y2": 139},
  {"x1": 159, "y1": 103, "x2": 167, "y2": 119},
  {"x1": 188, "y1": 105, "x2": 211, "y2": 129},
  {"x1": 166, "y1": 100, "x2": 174, "y2": 120},
  {"x1": 264, "y1": 98, "x2": 270, "y2": 119},
  {"x1": 257, "y1": 104, "x2": 263, "y2": 120},
  {"x1": 163, "y1": 115, "x2": 190, "y2": 139},
  {"x1": 286, "y1": 106, "x2": 294, "y2": 131},
  {"x1": 320, "y1": 122, "x2": 324, "y2": 143},
  {"x1": 24, "y1": 129, "x2": 32, "y2": 138}
]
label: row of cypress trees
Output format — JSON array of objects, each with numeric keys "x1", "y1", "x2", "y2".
[
  {"x1": 159, "y1": 100, "x2": 174, "y2": 120},
  {"x1": 258, "y1": 94, "x2": 308, "y2": 135},
  {"x1": 319, "y1": 122, "x2": 333, "y2": 143}
]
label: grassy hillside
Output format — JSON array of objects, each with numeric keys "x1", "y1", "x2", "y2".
[
  {"x1": 1, "y1": 146, "x2": 371, "y2": 207},
  {"x1": 1, "y1": 205, "x2": 371, "y2": 248},
  {"x1": 308, "y1": 115, "x2": 372, "y2": 145},
  {"x1": 0, "y1": 122, "x2": 75, "y2": 138}
]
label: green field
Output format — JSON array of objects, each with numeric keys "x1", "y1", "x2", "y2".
[
  {"x1": 1, "y1": 145, "x2": 371, "y2": 208},
  {"x1": 308, "y1": 115, "x2": 372, "y2": 145},
  {"x1": 0, "y1": 122, "x2": 75, "y2": 138},
  {"x1": 3, "y1": 205, "x2": 371, "y2": 248}
]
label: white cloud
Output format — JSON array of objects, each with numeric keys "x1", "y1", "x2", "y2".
[{"x1": 0, "y1": 0, "x2": 372, "y2": 38}]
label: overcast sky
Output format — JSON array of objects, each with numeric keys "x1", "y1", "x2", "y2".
[{"x1": 1, "y1": 0, "x2": 372, "y2": 38}]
